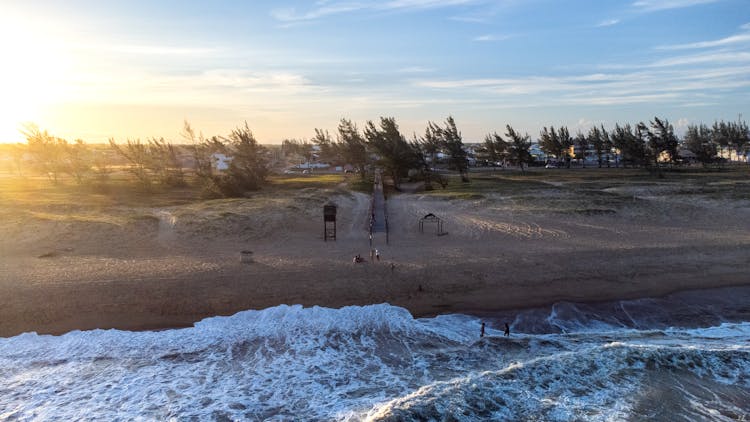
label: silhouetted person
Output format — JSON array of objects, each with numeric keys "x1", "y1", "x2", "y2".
[
  {"x1": 480, "y1": 322, "x2": 485, "y2": 338},
  {"x1": 504, "y1": 323, "x2": 510, "y2": 337},
  {"x1": 417, "y1": 284, "x2": 423, "y2": 292}
]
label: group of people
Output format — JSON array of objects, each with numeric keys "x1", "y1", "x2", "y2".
[
  {"x1": 353, "y1": 249, "x2": 380, "y2": 264},
  {"x1": 480, "y1": 322, "x2": 511, "y2": 338}
]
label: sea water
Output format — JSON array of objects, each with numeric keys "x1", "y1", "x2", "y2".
[{"x1": 1, "y1": 287, "x2": 749, "y2": 421}]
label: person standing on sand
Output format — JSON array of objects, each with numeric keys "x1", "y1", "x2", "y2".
[
  {"x1": 480, "y1": 322, "x2": 485, "y2": 338},
  {"x1": 504, "y1": 323, "x2": 510, "y2": 337}
]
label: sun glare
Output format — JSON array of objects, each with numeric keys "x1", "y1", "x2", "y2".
[{"x1": 0, "y1": 15, "x2": 73, "y2": 143}]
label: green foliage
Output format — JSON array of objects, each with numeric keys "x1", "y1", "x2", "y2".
[
  {"x1": 364, "y1": 117, "x2": 419, "y2": 188},
  {"x1": 504, "y1": 124, "x2": 533, "y2": 172},
  {"x1": 441, "y1": 116, "x2": 469, "y2": 182},
  {"x1": 483, "y1": 132, "x2": 506, "y2": 164},
  {"x1": 588, "y1": 126, "x2": 605, "y2": 168},
  {"x1": 645, "y1": 117, "x2": 679, "y2": 165},
  {"x1": 685, "y1": 124, "x2": 718, "y2": 165},
  {"x1": 219, "y1": 122, "x2": 269, "y2": 196},
  {"x1": 22, "y1": 124, "x2": 70, "y2": 184},
  {"x1": 311, "y1": 128, "x2": 339, "y2": 165},
  {"x1": 108, "y1": 137, "x2": 185, "y2": 189},
  {"x1": 337, "y1": 118, "x2": 369, "y2": 178}
]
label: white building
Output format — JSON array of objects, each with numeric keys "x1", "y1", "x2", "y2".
[{"x1": 211, "y1": 153, "x2": 232, "y2": 171}]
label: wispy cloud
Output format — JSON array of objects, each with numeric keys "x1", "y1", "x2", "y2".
[
  {"x1": 473, "y1": 34, "x2": 511, "y2": 42},
  {"x1": 78, "y1": 43, "x2": 219, "y2": 57},
  {"x1": 398, "y1": 66, "x2": 435, "y2": 73},
  {"x1": 271, "y1": 0, "x2": 479, "y2": 22},
  {"x1": 596, "y1": 19, "x2": 620, "y2": 27},
  {"x1": 650, "y1": 51, "x2": 750, "y2": 67},
  {"x1": 632, "y1": 0, "x2": 721, "y2": 12},
  {"x1": 414, "y1": 61, "x2": 750, "y2": 107},
  {"x1": 655, "y1": 24, "x2": 750, "y2": 50}
]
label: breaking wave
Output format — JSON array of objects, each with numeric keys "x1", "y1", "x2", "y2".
[{"x1": 1, "y1": 287, "x2": 749, "y2": 421}]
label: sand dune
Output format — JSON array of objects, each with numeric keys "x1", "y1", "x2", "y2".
[{"x1": 2, "y1": 180, "x2": 750, "y2": 337}]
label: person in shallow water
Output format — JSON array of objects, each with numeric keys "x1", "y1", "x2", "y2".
[
  {"x1": 504, "y1": 323, "x2": 510, "y2": 337},
  {"x1": 480, "y1": 322, "x2": 485, "y2": 338}
]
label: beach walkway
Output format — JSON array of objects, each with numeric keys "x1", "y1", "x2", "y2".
[{"x1": 371, "y1": 171, "x2": 387, "y2": 234}]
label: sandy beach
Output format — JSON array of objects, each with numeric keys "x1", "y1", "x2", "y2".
[{"x1": 2, "y1": 173, "x2": 750, "y2": 337}]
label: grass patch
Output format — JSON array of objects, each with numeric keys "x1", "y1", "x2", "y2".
[{"x1": 268, "y1": 174, "x2": 344, "y2": 190}]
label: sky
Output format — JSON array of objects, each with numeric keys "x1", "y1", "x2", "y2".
[{"x1": 0, "y1": 0, "x2": 748, "y2": 144}]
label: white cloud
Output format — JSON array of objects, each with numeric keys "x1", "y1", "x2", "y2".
[
  {"x1": 675, "y1": 117, "x2": 690, "y2": 129},
  {"x1": 632, "y1": 0, "x2": 721, "y2": 12},
  {"x1": 272, "y1": 0, "x2": 481, "y2": 22},
  {"x1": 414, "y1": 62, "x2": 750, "y2": 107},
  {"x1": 398, "y1": 66, "x2": 435, "y2": 73},
  {"x1": 655, "y1": 33, "x2": 750, "y2": 50},
  {"x1": 596, "y1": 19, "x2": 620, "y2": 27},
  {"x1": 473, "y1": 34, "x2": 511, "y2": 42},
  {"x1": 650, "y1": 51, "x2": 750, "y2": 67}
]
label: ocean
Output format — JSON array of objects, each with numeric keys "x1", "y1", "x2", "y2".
[{"x1": 1, "y1": 286, "x2": 749, "y2": 421}]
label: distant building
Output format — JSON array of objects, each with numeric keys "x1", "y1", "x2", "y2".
[{"x1": 211, "y1": 153, "x2": 232, "y2": 172}]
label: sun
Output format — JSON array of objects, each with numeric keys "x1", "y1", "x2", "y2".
[{"x1": 0, "y1": 14, "x2": 73, "y2": 143}]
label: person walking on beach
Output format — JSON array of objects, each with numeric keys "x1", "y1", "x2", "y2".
[
  {"x1": 504, "y1": 323, "x2": 510, "y2": 337},
  {"x1": 375, "y1": 249, "x2": 380, "y2": 261},
  {"x1": 480, "y1": 322, "x2": 486, "y2": 338}
]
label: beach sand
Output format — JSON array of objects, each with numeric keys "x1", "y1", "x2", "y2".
[{"x1": 2, "y1": 178, "x2": 750, "y2": 337}]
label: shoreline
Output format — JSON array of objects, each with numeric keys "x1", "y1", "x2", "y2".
[{"x1": 2, "y1": 258, "x2": 749, "y2": 337}]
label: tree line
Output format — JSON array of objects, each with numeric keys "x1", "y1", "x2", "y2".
[
  {"x1": 535, "y1": 117, "x2": 749, "y2": 170},
  {"x1": 7, "y1": 115, "x2": 749, "y2": 197}
]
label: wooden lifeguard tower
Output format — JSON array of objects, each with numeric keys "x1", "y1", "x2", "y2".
[{"x1": 323, "y1": 204, "x2": 337, "y2": 241}]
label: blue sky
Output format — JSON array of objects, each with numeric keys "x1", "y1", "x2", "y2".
[{"x1": 0, "y1": 0, "x2": 748, "y2": 143}]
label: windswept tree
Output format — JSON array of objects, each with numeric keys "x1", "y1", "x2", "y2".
[
  {"x1": 440, "y1": 116, "x2": 469, "y2": 182},
  {"x1": 410, "y1": 132, "x2": 447, "y2": 190},
  {"x1": 601, "y1": 125, "x2": 613, "y2": 167},
  {"x1": 505, "y1": 124, "x2": 532, "y2": 172},
  {"x1": 182, "y1": 121, "x2": 226, "y2": 182},
  {"x1": 65, "y1": 139, "x2": 92, "y2": 184},
  {"x1": 337, "y1": 118, "x2": 368, "y2": 178},
  {"x1": 646, "y1": 117, "x2": 679, "y2": 166},
  {"x1": 364, "y1": 117, "x2": 419, "y2": 188},
  {"x1": 148, "y1": 137, "x2": 185, "y2": 186},
  {"x1": 574, "y1": 131, "x2": 590, "y2": 168},
  {"x1": 9, "y1": 143, "x2": 26, "y2": 176},
  {"x1": 108, "y1": 138, "x2": 152, "y2": 187},
  {"x1": 588, "y1": 126, "x2": 605, "y2": 168},
  {"x1": 422, "y1": 121, "x2": 443, "y2": 167},
  {"x1": 558, "y1": 126, "x2": 574, "y2": 168},
  {"x1": 611, "y1": 123, "x2": 646, "y2": 167},
  {"x1": 22, "y1": 124, "x2": 68, "y2": 184},
  {"x1": 221, "y1": 122, "x2": 269, "y2": 195},
  {"x1": 183, "y1": 121, "x2": 267, "y2": 197},
  {"x1": 281, "y1": 138, "x2": 312, "y2": 163},
  {"x1": 539, "y1": 126, "x2": 562, "y2": 162},
  {"x1": 684, "y1": 123, "x2": 717, "y2": 165},
  {"x1": 311, "y1": 128, "x2": 339, "y2": 165},
  {"x1": 715, "y1": 119, "x2": 750, "y2": 161},
  {"x1": 484, "y1": 131, "x2": 507, "y2": 165},
  {"x1": 110, "y1": 136, "x2": 185, "y2": 188}
]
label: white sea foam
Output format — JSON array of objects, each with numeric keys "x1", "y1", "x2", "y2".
[{"x1": 1, "y1": 303, "x2": 749, "y2": 421}]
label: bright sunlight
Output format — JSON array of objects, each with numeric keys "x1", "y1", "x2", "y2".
[{"x1": 0, "y1": 14, "x2": 73, "y2": 143}]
